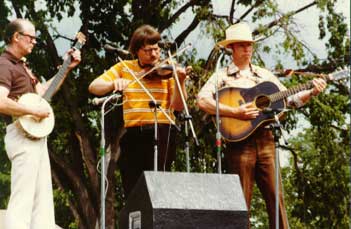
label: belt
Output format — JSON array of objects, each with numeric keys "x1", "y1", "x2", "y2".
[{"x1": 126, "y1": 124, "x2": 173, "y2": 132}]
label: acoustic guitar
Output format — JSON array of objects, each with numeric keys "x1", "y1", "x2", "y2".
[
  {"x1": 16, "y1": 32, "x2": 86, "y2": 139},
  {"x1": 218, "y1": 68, "x2": 349, "y2": 142}
]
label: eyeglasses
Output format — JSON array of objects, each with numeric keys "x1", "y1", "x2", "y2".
[
  {"x1": 19, "y1": 32, "x2": 37, "y2": 42},
  {"x1": 141, "y1": 46, "x2": 160, "y2": 55}
]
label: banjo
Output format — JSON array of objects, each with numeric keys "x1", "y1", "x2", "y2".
[{"x1": 16, "y1": 32, "x2": 86, "y2": 139}]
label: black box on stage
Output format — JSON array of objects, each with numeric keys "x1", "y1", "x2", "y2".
[{"x1": 119, "y1": 171, "x2": 248, "y2": 229}]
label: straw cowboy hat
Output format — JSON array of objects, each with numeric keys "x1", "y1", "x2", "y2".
[{"x1": 217, "y1": 22, "x2": 254, "y2": 47}]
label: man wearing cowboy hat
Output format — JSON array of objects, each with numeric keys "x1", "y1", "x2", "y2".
[{"x1": 197, "y1": 22, "x2": 326, "y2": 228}]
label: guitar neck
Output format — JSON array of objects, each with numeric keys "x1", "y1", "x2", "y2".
[
  {"x1": 42, "y1": 41, "x2": 83, "y2": 101},
  {"x1": 42, "y1": 56, "x2": 72, "y2": 101},
  {"x1": 269, "y1": 74, "x2": 331, "y2": 102}
]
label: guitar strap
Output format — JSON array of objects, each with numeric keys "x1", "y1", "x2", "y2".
[
  {"x1": 227, "y1": 65, "x2": 261, "y2": 84},
  {"x1": 21, "y1": 60, "x2": 39, "y2": 87},
  {"x1": 251, "y1": 71, "x2": 262, "y2": 84},
  {"x1": 248, "y1": 64, "x2": 262, "y2": 82}
]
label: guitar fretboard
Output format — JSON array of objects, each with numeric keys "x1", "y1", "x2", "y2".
[
  {"x1": 268, "y1": 70, "x2": 348, "y2": 102},
  {"x1": 269, "y1": 81, "x2": 314, "y2": 102}
]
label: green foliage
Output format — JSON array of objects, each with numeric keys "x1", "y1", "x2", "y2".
[
  {"x1": 286, "y1": 125, "x2": 350, "y2": 228},
  {"x1": 53, "y1": 190, "x2": 77, "y2": 229},
  {"x1": 278, "y1": 65, "x2": 350, "y2": 228},
  {"x1": 252, "y1": 0, "x2": 278, "y2": 21},
  {"x1": 0, "y1": 1, "x2": 10, "y2": 35},
  {"x1": 0, "y1": 122, "x2": 10, "y2": 209},
  {"x1": 251, "y1": 185, "x2": 269, "y2": 228},
  {"x1": 173, "y1": 58, "x2": 219, "y2": 173},
  {"x1": 46, "y1": 0, "x2": 76, "y2": 20}
]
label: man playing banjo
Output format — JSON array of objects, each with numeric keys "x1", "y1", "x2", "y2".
[{"x1": 0, "y1": 19, "x2": 81, "y2": 229}]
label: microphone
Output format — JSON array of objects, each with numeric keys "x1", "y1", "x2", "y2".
[
  {"x1": 103, "y1": 44, "x2": 130, "y2": 56},
  {"x1": 215, "y1": 45, "x2": 233, "y2": 55},
  {"x1": 158, "y1": 40, "x2": 175, "y2": 49},
  {"x1": 90, "y1": 93, "x2": 122, "y2": 106}
]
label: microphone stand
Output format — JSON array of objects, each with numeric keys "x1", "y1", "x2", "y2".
[
  {"x1": 214, "y1": 51, "x2": 226, "y2": 174},
  {"x1": 99, "y1": 94, "x2": 121, "y2": 229},
  {"x1": 167, "y1": 50, "x2": 199, "y2": 173},
  {"x1": 148, "y1": 101, "x2": 160, "y2": 171},
  {"x1": 264, "y1": 108, "x2": 289, "y2": 229},
  {"x1": 185, "y1": 117, "x2": 190, "y2": 172}
]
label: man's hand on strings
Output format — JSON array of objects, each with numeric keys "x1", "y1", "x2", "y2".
[{"x1": 233, "y1": 102, "x2": 259, "y2": 120}]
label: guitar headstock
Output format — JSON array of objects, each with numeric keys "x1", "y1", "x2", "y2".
[
  {"x1": 327, "y1": 66, "x2": 350, "y2": 82},
  {"x1": 76, "y1": 32, "x2": 86, "y2": 44},
  {"x1": 73, "y1": 32, "x2": 86, "y2": 50}
]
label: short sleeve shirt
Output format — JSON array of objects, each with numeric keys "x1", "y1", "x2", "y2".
[
  {"x1": 198, "y1": 62, "x2": 287, "y2": 99},
  {"x1": 0, "y1": 51, "x2": 36, "y2": 100},
  {"x1": 96, "y1": 59, "x2": 176, "y2": 127}
]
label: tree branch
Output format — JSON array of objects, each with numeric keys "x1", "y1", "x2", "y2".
[
  {"x1": 212, "y1": 14, "x2": 230, "y2": 19},
  {"x1": 160, "y1": 0, "x2": 197, "y2": 31},
  {"x1": 21, "y1": 1, "x2": 61, "y2": 71},
  {"x1": 105, "y1": 141, "x2": 121, "y2": 227},
  {"x1": 229, "y1": 0, "x2": 236, "y2": 24},
  {"x1": 252, "y1": 1, "x2": 317, "y2": 36},
  {"x1": 60, "y1": 84, "x2": 100, "y2": 200},
  {"x1": 50, "y1": 152, "x2": 97, "y2": 228},
  {"x1": 204, "y1": 48, "x2": 221, "y2": 71},
  {"x1": 236, "y1": 0, "x2": 265, "y2": 24},
  {"x1": 175, "y1": 14, "x2": 201, "y2": 47},
  {"x1": 105, "y1": 119, "x2": 125, "y2": 226},
  {"x1": 10, "y1": 0, "x2": 22, "y2": 18},
  {"x1": 279, "y1": 144, "x2": 302, "y2": 178},
  {"x1": 51, "y1": 170, "x2": 84, "y2": 227},
  {"x1": 161, "y1": 0, "x2": 174, "y2": 9}
]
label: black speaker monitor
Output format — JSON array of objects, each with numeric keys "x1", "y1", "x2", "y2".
[{"x1": 119, "y1": 171, "x2": 248, "y2": 229}]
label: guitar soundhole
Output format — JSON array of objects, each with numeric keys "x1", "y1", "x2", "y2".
[{"x1": 255, "y1": 95, "x2": 271, "y2": 109}]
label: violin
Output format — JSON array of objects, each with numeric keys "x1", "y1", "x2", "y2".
[
  {"x1": 136, "y1": 61, "x2": 193, "y2": 82},
  {"x1": 143, "y1": 64, "x2": 174, "y2": 80},
  {"x1": 116, "y1": 43, "x2": 193, "y2": 84},
  {"x1": 157, "y1": 64, "x2": 193, "y2": 79}
]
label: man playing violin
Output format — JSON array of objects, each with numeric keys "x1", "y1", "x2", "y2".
[
  {"x1": 197, "y1": 23, "x2": 326, "y2": 229},
  {"x1": 89, "y1": 24, "x2": 189, "y2": 198}
]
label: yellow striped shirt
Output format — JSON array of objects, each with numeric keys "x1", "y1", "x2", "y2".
[{"x1": 98, "y1": 60, "x2": 175, "y2": 127}]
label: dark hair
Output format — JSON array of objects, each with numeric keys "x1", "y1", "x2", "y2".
[
  {"x1": 128, "y1": 25, "x2": 161, "y2": 56},
  {"x1": 4, "y1": 19, "x2": 25, "y2": 44}
]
